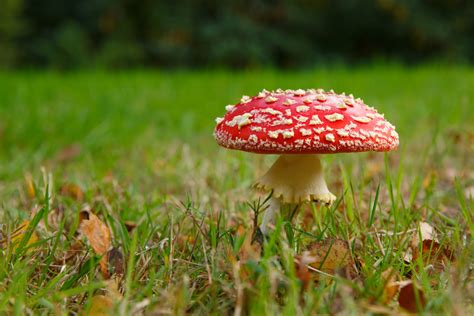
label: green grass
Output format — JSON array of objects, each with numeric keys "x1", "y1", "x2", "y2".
[{"x1": 0, "y1": 65, "x2": 473, "y2": 314}]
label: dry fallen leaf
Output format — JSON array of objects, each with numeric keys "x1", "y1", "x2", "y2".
[
  {"x1": 465, "y1": 186, "x2": 474, "y2": 200},
  {"x1": 60, "y1": 183, "x2": 84, "y2": 201},
  {"x1": 86, "y1": 280, "x2": 123, "y2": 316},
  {"x1": 419, "y1": 239, "x2": 456, "y2": 275},
  {"x1": 398, "y1": 281, "x2": 426, "y2": 313},
  {"x1": 5, "y1": 220, "x2": 39, "y2": 253},
  {"x1": 295, "y1": 251, "x2": 313, "y2": 292},
  {"x1": 409, "y1": 221, "x2": 455, "y2": 274},
  {"x1": 306, "y1": 239, "x2": 357, "y2": 280},
  {"x1": 62, "y1": 240, "x2": 84, "y2": 262},
  {"x1": 107, "y1": 247, "x2": 125, "y2": 277},
  {"x1": 124, "y1": 221, "x2": 137, "y2": 233},
  {"x1": 79, "y1": 210, "x2": 111, "y2": 279},
  {"x1": 55, "y1": 144, "x2": 81, "y2": 163},
  {"x1": 176, "y1": 234, "x2": 195, "y2": 252},
  {"x1": 236, "y1": 224, "x2": 261, "y2": 262},
  {"x1": 380, "y1": 268, "x2": 400, "y2": 303},
  {"x1": 406, "y1": 221, "x2": 436, "y2": 263},
  {"x1": 88, "y1": 295, "x2": 113, "y2": 316},
  {"x1": 24, "y1": 173, "x2": 36, "y2": 199},
  {"x1": 414, "y1": 222, "x2": 437, "y2": 245},
  {"x1": 46, "y1": 206, "x2": 64, "y2": 232}
]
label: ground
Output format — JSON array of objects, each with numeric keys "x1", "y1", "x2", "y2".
[{"x1": 0, "y1": 65, "x2": 473, "y2": 314}]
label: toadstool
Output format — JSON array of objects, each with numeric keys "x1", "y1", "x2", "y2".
[{"x1": 214, "y1": 89, "x2": 399, "y2": 235}]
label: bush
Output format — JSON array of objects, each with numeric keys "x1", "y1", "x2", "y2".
[{"x1": 2, "y1": 0, "x2": 473, "y2": 69}]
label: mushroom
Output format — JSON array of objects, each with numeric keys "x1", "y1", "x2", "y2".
[{"x1": 214, "y1": 89, "x2": 399, "y2": 235}]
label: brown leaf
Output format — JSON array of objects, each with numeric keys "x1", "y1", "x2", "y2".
[
  {"x1": 107, "y1": 247, "x2": 125, "y2": 277},
  {"x1": 418, "y1": 239, "x2": 456, "y2": 275},
  {"x1": 409, "y1": 222, "x2": 436, "y2": 260},
  {"x1": 236, "y1": 224, "x2": 261, "y2": 262},
  {"x1": 3, "y1": 220, "x2": 39, "y2": 253},
  {"x1": 398, "y1": 281, "x2": 426, "y2": 313},
  {"x1": 465, "y1": 186, "x2": 474, "y2": 200},
  {"x1": 84, "y1": 279, "x2": 122, "y2": 315},
  {"x1": 306, "y1": 239, "x2": 357, "y2": 280},
  {"x1": 60, "y1": 183, "x2": 84, "y2": 201},
  {"x1": 79, "y1": 211, "x2": 111, "y2": 279},
  {"x1": 55, "y1": 144, "x2": 81, "y2": 163},
  {"x1": 46, "y1": 206, "x2": 64, "y2": 232},
  {"x1": 295, "y1": 251, "x2": 313, "y2": 292},
  {"x1": 414, "y1": 222, "x2": 437, "y2": 245},
  {"x1": 380, "y1": 268, "x2": 400, "y2": 303},
  {"x1": 24, "y1": 173, "x2": 36, "y2": 199},
  {"x1": 87, "y1": 295, "x2": 113, "y2": 316},
  {"x1": 62, "y1": 240, "x2": 84, "y2": 262},
  {"x1": 176, "y1": 234, "x2": 195, "y2": 252},
  {"x1": 124, "y1": 221, "x2": 137, "y2": 233},
  {"x1": 409, "y1": 222, "x2": 455, "y2": 274}
]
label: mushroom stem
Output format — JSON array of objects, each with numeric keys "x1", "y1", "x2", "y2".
[{"x1": 257, "y1": 154, "x2": 336, "y2": 235}]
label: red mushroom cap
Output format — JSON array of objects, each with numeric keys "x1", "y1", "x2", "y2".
[{"x1": 214, "y1": 89, "x2": 399, "y2": 154}]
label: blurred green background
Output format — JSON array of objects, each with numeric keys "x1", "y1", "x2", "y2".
[{"x1": 1, "y1": 0, "x2": 474, "y2": 69}]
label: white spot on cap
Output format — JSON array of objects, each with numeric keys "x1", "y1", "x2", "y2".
[
  {"x1": 316, "y1": 94, "x2": 327, "y2": 102},
  {"x1": 267, "y1": 129, "x2": 294, "y2": 139},
  {"x1": 261, "y1": 108, "x2": 282, "y2": 115},
  {"x1": 265, "y1": 96, "x2": 278, "y2": 103},
  {"x1": 296, "y1": 105, "x2": 310, "y2": 113},
  {"x1": 309, "y1": 115, "x2": 323, "y2": 125},
  {"x1": 352, "y1": 116, "x2": 372, "y2": 123},
  {"x1": 225, "y1": 105, "x2": 235, "y2": 112},
  {"x1": 282, "y1": 130, "x2": 294, "y2": 139},
  {"x1": 215, "y1": 117, "x2": 224, "y2": 124},
  {"x1": 325, "y1": 133, "x2": 336, "y2": 143},
  {"x1": 303, "y1": 97, "x2": 314, "y2": 104},
  {"x1": 325, "y1": 113, "x2": 344, "y2": 122},
  {"x1": 268, "y1": 131, "x2": 279, "y2": 139},
  {"x1": 226, "y1": 113, "x2": 253, "y2": 129},
  {"x1": 248, "y1": 134, "x2": 258, "y2": 144},
  {"x1": 294, "y1": 89, "x2": 306, "y2": 96},
  {"x1": 295, "y1": 116, "x2": 308, "y2": 122},
  {"x1": 257, "y1": 91, "x2": 267, "y2": 98},
  {"x1": 285, "y1": 109, "x2": 292, "y2": 116},
  {"x1": 300, "y1": 128, "x2": 312, "y2": 136},
  {"x1": 313, "y1": 127, "x2": 325, "y2": 134},
  {"x1": 344, "y1": 122, "x2": 358, "y2": 130},
  {"x1": 337, "y1": 129, "x2": 349, "y2": 137},
  {"x1": 272, "y1": 118, "x2": 293, "y2": 126},
  {"x1": 344, "y1": 98, "x2": 355, "y2": 107},
  {"x1": 283, "y1": 99, "x2": 296, "y2": 106},
  {"x1": 336, "y1": 101, "x2": 347, "y2": 109},
  {"x1": 241, "y1": 95, "x2": 251, "y2": 103},
  {"x1": 250, "y1": 126, "x2": 263, "y2": 132},
  {"x1": 314, "y1": 105, "x2": 332, "y2": 111}
]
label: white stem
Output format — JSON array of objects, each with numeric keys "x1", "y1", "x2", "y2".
[
  {"x1": 255, "y1": 154, "x2": 336, "y2": 204},
  {"x1": 256, "y1": 154, "x2": 336, "y2": 235},
  {"x1": 259, "y1": 198, "x2": 280, "y2": 235}
]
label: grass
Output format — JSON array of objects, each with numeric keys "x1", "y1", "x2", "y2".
[{"x1": 0, "y1": 65, "x2": 473, "y2": 314}]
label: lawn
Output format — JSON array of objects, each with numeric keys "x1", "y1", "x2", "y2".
[{"x1": 0, "y1": 65, "x2": 473, "y2": 314}]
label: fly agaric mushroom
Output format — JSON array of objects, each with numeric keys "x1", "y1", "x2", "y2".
[{"x1": 214, "y1": 89, "x2": 399, "y2": 235}]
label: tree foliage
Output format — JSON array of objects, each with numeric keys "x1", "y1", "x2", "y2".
[{"x1": 2, "y1": 0, "x2": 474, "y2": 68}]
